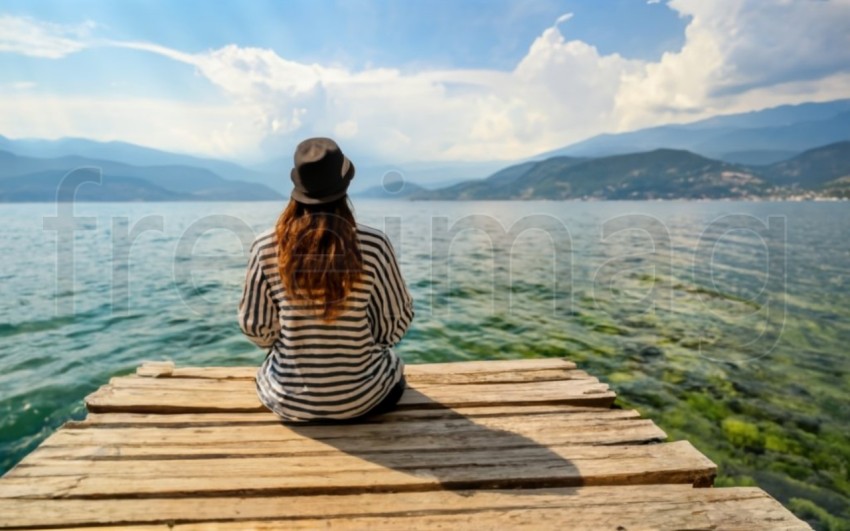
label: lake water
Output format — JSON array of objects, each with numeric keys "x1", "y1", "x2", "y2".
[{"x1": 1, "y1": 199, "x2": 848, "y2": 526}]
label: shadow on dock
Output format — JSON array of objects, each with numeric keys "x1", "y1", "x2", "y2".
[{"x1": 284, "y1": 386, "x2": 581, "y2": 495}]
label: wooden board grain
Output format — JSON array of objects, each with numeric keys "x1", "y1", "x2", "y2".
[
  {"x1": 4, "y1": 440, "x2": 716, "y2": 498},
  {"x1": 0, "y1": 486, "x2": 808, "y2": 530},
  {"x1": 85, "y1": 379, "x2": 616, "y2": 414},
  {"x1": 73, "y1": 405, "x2": 640, "y2": 427},
  {"x1": 25, "y1": 418, "x2": 667, "y2": 463}
]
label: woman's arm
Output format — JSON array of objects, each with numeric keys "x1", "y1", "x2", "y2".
[
  {"x1": 238, "y1": 239, "x2": 281, "y2": 348},
  {"x1": 367, "y1": 235, "x2": 414, "y2": 348}
]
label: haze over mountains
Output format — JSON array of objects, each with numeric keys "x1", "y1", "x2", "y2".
[
  {"x1": 0, "y1": 150, "x2": 282, "y2": 202},
  {"x1": 536, "y1": 99, "x2": 850, "y2": 165},
  {"x1": 0, "y1": 99, "x2": 848, "y2": 201}
]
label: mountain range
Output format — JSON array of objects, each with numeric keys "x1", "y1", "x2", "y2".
[
  {"x1": 0, "y1": 150, "x2": 282, "y2": 202},
  {"x1": 537, "y1": 99, "x2": 850, "y2": 165},
  {"x1": 408, "y1": 141, "x2": 850, "y2": 201},
  {"x1": 1, "y1": 98, "x2": 848, "y2": 201}
]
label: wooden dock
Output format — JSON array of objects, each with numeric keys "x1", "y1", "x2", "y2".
[{"x1": 0, "y1": 358, "x2": 808, "y2": 529}]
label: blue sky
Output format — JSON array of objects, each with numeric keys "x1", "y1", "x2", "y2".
[
  {"x1": 0, "y1": 0, "x2": 848, "y2": 163},
  {"x1": 1, "y1": 0, "x2": 687, "y2": 66}
]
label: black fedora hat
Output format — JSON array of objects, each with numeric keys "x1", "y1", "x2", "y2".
[{"x1": 290, "y1": 137, "x2": 355, "y2": 204}]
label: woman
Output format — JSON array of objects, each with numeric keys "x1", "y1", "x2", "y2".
[{"x1": 238, "y1": 137, "x2": 413, "y2": 421}]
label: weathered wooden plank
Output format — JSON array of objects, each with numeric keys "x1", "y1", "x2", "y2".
[
  {"x1": 26, "y1": 418, "x2": 666, "y2": 463},
  {"x1": 58, "y1": 411, "x2": 655, "y2": 441},
  {"x1": 0, "y1": 486, "x2": 807, "y2": 530},
  {"x1": 172, "y1": 496, "x2": 811, "y2": 531},
  {"x1": 41, "y1": 527, "x2": 168, "y2": 531},
  {"x1": 171, "y1": 499, "x2": 809, "y2": 531},
  {"x1": 73, "y1": 406, "x2": 641, "y2": 427},
  {"x1": 3, "y1": 440, "x2": 715, "y2": 498},
  {"x1": 85, "y1": 380, "x2": 615, "y2": 414},
  {"x1": 135, "y1": 358, "x2": 578, "y2": 380},
  {"x1": 29, "y1": 429, "x2": 662, "y2": 461},
  {"x1": 52, "y1": 413, "x2": 661, "y2": 442},
  {"x1": 135, "y1": 360, "x2": 176, "y2": 377}
]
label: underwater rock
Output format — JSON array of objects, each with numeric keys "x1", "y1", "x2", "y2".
[
  {"x1": 639, "y1": 345, "x2": 664, "y2": 358},
  {"x1": 732, "y1": 379, "x2": 767, "y2": 398},
  {"x1": 786, "y1": 384, "x2": 812, "y2": 398},
  {"x1": 793, "y1": 415, "x2": 821, "y2": 435},
  {"x1": 728, "y1": 398, "x2": 743, "y2": 413}
]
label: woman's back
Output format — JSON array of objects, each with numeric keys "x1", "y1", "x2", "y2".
[{"x1": 240, "y1": 222, "x2": 413, "y2": 421}]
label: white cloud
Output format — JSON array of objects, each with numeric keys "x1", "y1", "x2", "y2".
[
  {"x1": 120, "y1": 16, "x2": 643, "y2": 161},
  {"x1": 615, "y1": 0, "x2": 850, "y2": 129},
  {"x1": 334, "y1": 120, "x2": 359, "y2": 139},
  {"x1": 1, "y1": 3, "x2": 849, "y2": 163},
  {"x1": 0, "y1": 15, "x2": 93, "y2": 58},
  {"x1": 555, "y1": 13, "x2": 574, "y2": 26},
  {"x1": 0, "y1": 93, "x2": 266, "y2": 160}
]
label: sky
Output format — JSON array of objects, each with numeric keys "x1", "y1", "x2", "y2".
[{"x1": 0, "y1": 0, "x2": 849, "y2": 164}]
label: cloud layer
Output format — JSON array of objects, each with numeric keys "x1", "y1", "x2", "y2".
[
  {"x1": 0, "y1": 15, "x2": 93, "y2": 58},
  {"x1": 1, "y1": 1, "x2": 849, "y2": 163}
]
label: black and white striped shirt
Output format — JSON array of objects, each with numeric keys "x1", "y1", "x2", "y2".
[{"x1": 238, "y1": 223, "x2": 414, "y2": 421}]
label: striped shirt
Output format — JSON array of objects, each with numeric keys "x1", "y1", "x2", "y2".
[{"x1": 238, "y1": 223, "x2": 414, "y2": 421}]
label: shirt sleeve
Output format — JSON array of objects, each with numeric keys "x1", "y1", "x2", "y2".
[
  {"x1": 237, "y1": 240, "x2": 281, "y2": 349},
  {"x1": 367, "y1": 235, "x2": 414, "y2": 348}
]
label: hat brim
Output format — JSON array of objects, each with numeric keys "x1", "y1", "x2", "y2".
[{"x1": 291, "y1": 187, "x2": 349, "y2": 205}]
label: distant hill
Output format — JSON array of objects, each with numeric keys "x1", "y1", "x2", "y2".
[
  {"x1": 416, "y1": 150, "x2": 766, "y2": 200},
  {"x1": 690, "y1": 100, "x2": 850, "y2": 129},
  {"x1": 0, "y1": 170, "x2": 191, "y2": 202},
  {"x1": 380, "y1": 160, "x2": 508, "y2": 188},
  {"x1": 0, "y1": 136, "x2": 283, "y2": 192},
  {"x1": 537, "y1": 99, "x2": 850, "y2": 164},
  {"x1": 353, "y1": 181, "x2": 427, "y2": 200},
  {"x1": 0, "y1": 150, "x2": 283, "y2": 202},
  {"x1": 763, "y1": 141, "x2": 850, "y2": 188},
  {"x1": 414, "y1": 142, "x2": 850, "y2": 201},
  {"x1": 696, "y1": 112, "x2": 850, "y2": 158},
  {"x1": 413, "y1": 158, "x2": 587, "y2": 200},
  {"x1": 718, "y1": 150, "x2": 800, "y2": 166}
]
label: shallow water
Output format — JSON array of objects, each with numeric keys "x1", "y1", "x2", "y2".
[{"x1": 1, "y1": 199, "x2": 848, "y2": 527}]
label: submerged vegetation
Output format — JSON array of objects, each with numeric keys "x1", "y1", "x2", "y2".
[
  {"x1": 410, "y1": 265, "x2": 850, "y2": 530},
  {"x1": 395, "y1": 202, "x2": 850, "y2": 530}
]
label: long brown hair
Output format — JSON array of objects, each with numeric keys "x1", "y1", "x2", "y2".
[{"x1": 275, "y1": 196, "x2": 363, "y2": 321}]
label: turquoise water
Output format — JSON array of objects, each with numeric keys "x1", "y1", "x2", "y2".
[{"x1": 1, "y1": 200, "x2": 848, "y2": 528}]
